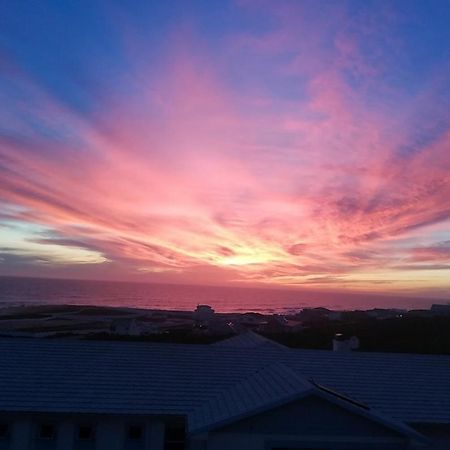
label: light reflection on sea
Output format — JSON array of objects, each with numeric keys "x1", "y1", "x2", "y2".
[{"x1": 0, "y1": 276, "x2": 437, "y2": 313}]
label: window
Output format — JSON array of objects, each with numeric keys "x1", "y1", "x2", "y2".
[
  {"x1": 127, "y1": 424, "x2": 143, "y2": 441},
  {"x1": 0, "y1": 423, "x2": 9, "y2": 439},
  {"x1": 77, "y1": 424, "x2": 95, "y2": 441},
  {"x1": 38, "y1": 424, "x2": 55, "y2": 440},
  {"x1": 124, "y1": 423, "x2": 145, "y2": 450},
  {"x1": 0, "y1": 423, "x2": 10, "y2": 450},
  {"x1": 164, "y1": 424, "x2": 185, "y2": 450},
  {"x1": 74, "y1": 424, "x2": 96, "y2": 450}
]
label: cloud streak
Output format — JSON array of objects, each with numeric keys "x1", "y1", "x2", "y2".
[{"x1": 1, "y1": 1, "x2": 450, "y2": 297}]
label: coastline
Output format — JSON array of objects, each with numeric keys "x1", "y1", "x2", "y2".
[{"x1": 1, "y1": 303, "x2": 450, "y2": 355}]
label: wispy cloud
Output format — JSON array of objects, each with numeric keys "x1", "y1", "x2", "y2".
[{"x1": 1, "y1": 1, "x2": 450, "y2": 296}]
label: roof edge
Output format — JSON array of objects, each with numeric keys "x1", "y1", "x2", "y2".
[{"x1": 190, "y1": 384, "x2": 429, "y2": 445}]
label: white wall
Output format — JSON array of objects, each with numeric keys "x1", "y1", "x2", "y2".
[
  {"x1": 2, "y1": 414, "x2": 166, "y2": 450},
  {"x1": 189, "y1": 395, "x2": 416, "y2": 450},
  {"x1": 198, "y1": 431, "x2": 411, "y2": 450},
  {"x1": 200, "y1": 432, "x2": 264, "y2": 450}
]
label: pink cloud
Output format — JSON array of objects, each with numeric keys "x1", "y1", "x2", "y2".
[{"x1": 1, "y1": 5, "x2": 450, "y2": 296}]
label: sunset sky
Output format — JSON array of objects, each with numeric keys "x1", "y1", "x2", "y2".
[{"x1": 1, "y1": 1, "x2": 450, "y2": 299}]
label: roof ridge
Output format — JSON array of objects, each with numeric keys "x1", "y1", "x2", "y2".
[
  {"x1": 188, "y1": 362, "x2": 313, "y2": 433},
  {"x1": 212, "y1": 330, "x2": 288, "y2": 350}
]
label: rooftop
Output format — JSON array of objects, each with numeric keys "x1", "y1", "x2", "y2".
[{"x1": 1, "y1": 336, "x2": 450, "y2": 424}]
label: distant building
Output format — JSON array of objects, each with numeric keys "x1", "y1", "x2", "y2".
[
  {"x1": 200, "y1": 318, "x2": 234, "y2": 336},
  {"x1": 332, "y1": 333, "x2": 360, "y2": 352},
  {"x1": 234, "y1": 312, "x2": 267, "y2": 332},
  {"x1": 110, "y1": 318, "x2": 159, "y2": 336},
  {"x1": 284, "y1": 319, "x2": 304, "y2": 332},
  {"x1": 366, "y1": 308, "x2": 406, "y2": 319},
  {"x1": 1, "y1": 336, "x2": 450, "y2": 449},
  {"x1": 194, "y1": 305, "x2": 215, "y2": 322},
  {"x1": 260, "y1": 315, "x2": 288, "y2": 333},
  {"x1": 296, "y1": 307, "x2": 331, "y2": 323},
  {"x1": 431, "y1": 304, "x2": 450, "y2": 315},
  {"x1": 259, "y1": 315, "x2": 305, "y2": 334}
]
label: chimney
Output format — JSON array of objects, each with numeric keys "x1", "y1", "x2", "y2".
[{"x1": 333, "y1": 333, "x2": 359, "y2": 352}]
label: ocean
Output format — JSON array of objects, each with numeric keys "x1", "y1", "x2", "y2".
[{"x1": 0, "y1": 276, "x2": 438, "y2": 314}]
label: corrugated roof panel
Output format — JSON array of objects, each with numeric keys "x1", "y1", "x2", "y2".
[
  {"x1": 0, "y1": 338, "x2": 450, "y2": 423},
  {"x1": 188, "y1": 363, "x2": 312, "y2": 432}
]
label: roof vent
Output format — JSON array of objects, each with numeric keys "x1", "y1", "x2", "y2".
[{"x1": 333, "y1": 333, "x2": 359, "y2": 352}]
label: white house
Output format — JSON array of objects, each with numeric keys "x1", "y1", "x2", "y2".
[
  {"x1": 194, "y1": 305, "x2": 215, "y2": 323},
  {"x1": 110, "y1": 318, "x2": 160, "y2": 336},
  {"x1": 0, "y1": 335, "x2": 449, "y2": 450}
]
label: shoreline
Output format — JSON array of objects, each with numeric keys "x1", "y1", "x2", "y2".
[
  {"x1": 0, "y1": 301, "x2": 442, "y2": 337},
  {"x1": 1, "y1": 303, "x2": 450, "y2": 355}
]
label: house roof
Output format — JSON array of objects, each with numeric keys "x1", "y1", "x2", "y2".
[
  {"x1": 0, "y1": 337, "x2": 450, "y2": 425},
  {"x1": 188, "y1": 362, "x2": 427, "y2": 445},
  {"x1": 188, "y1": 363, "x2": 312, "y2": 433},
  {"x1": 212, "y1": 330, "x2": 288, "y2": 350},
  {"x1": 286, "y1": 348, "x2": 450, "y2": 424}
]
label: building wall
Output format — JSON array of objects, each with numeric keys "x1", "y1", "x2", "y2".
[
  {"x1": 218, "y1": 396, "x2": 404, "y2": 437},
  {"x1": 0, "y1": 413, "x2": 166, "y2": 450},
  {"x1": 190, "y1": 396, "x2": 412, "y2": 450},
  {"x1": 413, "y1": 424, "x2": 450, "y2": 450},
  {"x1": 194, "y1": 432, "x2": 411, "y2": 450}
]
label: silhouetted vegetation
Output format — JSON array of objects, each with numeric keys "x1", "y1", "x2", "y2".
[
  {"x1": 265, "y1": 316, "x2": 450, "y2": 354},
  {"x1": 82, "y1": 316, "x2": 450, "y2": 355},
  {"x1": 85, "y1": 330, "x2": 222, "y2": 345}
]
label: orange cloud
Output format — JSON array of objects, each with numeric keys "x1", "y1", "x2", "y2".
[{"x1": 1, "y1": 4, "x2": 450, "y2": 298}]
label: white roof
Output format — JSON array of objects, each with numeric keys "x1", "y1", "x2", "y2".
[
  {"x1": 1, "y1": 337, "x2": 450, "y2": 424},
  {"x1": 188, "y1": 363, "x2": 311, "y2": 432},
  {"x1": 212, "y1": 330, "x2": 288, "y2": 350},
  {"x1": 188, "y1": 362, "x2": 426, "y2": 445}
]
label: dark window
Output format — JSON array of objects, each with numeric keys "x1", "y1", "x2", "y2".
[
  {"x1": 127, "y1": 424, "x2": 143, "y2": 441},
  {"x1": 77, "y1": 425, "x2": 95, "y2": 440},
  {"x1": 38, "y1": 424, "x2": 55, "y2": 440},
  {"x1": 0, "y1": 423, "x2": 9, "y2": 439},
  {"x1": 165, "y1": 444, "x2": 185, "y2": 450},
  {"x1": 164, "y1": 424, "x2": 185, "y2": 450}
]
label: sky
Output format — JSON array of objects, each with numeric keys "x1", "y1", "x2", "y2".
[{"x1": 1, "y1": 0, "x2": 450, "y2": 300}]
